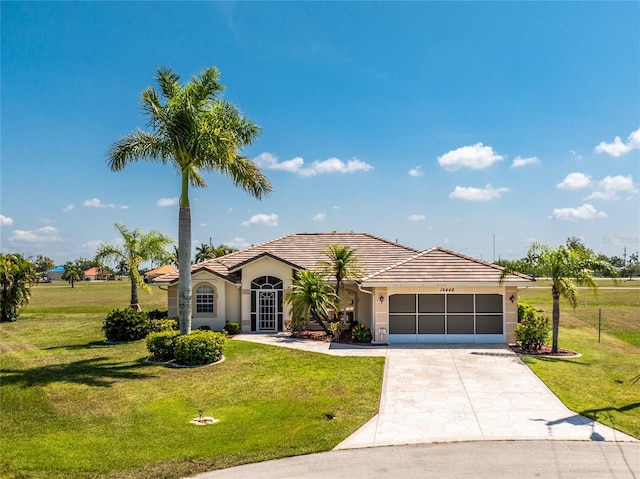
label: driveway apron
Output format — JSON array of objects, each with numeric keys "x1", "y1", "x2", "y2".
[{"x1": 335, "y1": 344, "x2": 636, "y2": 449}]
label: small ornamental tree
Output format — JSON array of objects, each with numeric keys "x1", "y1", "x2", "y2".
[
  {"x1": 501, "y1": 242, "x2": 617, "y2": 353},
  {"x1": 0, "y1": 253, "x2": 38, "y2": 322},
  {"x1": 62, "y1": 263, "x2": 83, "y2": 288}
]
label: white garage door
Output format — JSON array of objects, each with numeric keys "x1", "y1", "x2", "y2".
[{"x1": 388, "y1": 293, "x2": 505, "y2": 343}]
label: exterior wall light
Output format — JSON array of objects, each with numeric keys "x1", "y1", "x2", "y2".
[
  {"x1": 379, "y1": 295, "x2": 384, "y2": 303},
  {"x1": 509, "y1": 295, "x2": 515, "y2": 303}
]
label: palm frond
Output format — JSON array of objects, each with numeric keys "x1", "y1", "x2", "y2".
[{"x1": 107, "y1": 130, "x2": 171, "y2": 170}]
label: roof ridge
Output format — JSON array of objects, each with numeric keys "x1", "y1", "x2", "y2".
[{"x1": 363, "y1": 247, "x2": 436, "y2": 280}]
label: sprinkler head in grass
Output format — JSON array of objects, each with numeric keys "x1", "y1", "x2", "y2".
[{"x1": 198, "y1": 409, "x2": 204, "y2": 422}]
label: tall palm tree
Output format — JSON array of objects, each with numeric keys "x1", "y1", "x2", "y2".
[
  {"x1": 501, "y1": 242, "x2": 617, "y2": 353},
  {"x1": 107, "y1": 67, "x2": 272, "y2": 335},
  {"x1": 95, "y1": 223, "x2": 173, "y2": 311},
  {"x1": 285, "y1": 270, "x2": 338, "y2": 336}
]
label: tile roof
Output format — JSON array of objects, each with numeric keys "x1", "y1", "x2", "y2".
[
  {"x1": 151, "y1": 233, "x2": 533, "y2": 286},
  {"x1": 362, "y1": 247, "x2": 532, "y2": 284},
  {"x1": 145, "y1": 265, "x2": 178, "y2": 277}
]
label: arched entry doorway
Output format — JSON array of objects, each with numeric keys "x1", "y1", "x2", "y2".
[{"x1": 250, "y1": 276, "x2": 283, "y2": 331}]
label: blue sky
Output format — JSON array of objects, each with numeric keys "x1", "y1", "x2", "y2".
[{"x1": 2, "y1": 1, "x2": 639, "y2": 265}]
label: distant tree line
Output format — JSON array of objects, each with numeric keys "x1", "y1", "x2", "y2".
[{"x1": 495, "y1": 236, "x2": 640, "y2": 279}]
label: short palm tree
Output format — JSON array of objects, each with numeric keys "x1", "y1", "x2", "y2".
[
  {"x1": 501, "y1": 242, "x2": 617, "y2": 353},
  {"x1": 107, "y1": 66, "x2": 272, "y2": 334},
  {"x1": 95, "y1": 223, "x2": 173, "y2": 310},
  {"x1": 62, "y1": 263, "x2": 83, "y2": 288},
  {"x1": 317, "y1": 244, "x2": 364, "y2": 320},
  {"x1": 285, "y1": 270, "x2": 338, "y2": 336},
  {"x1": 0, "y1": 253, "x2": 38, "y2": 322}
]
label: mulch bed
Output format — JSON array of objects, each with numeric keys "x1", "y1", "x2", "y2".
[
  {"x1": 509, "y1": 344, "x2": 580, "y2": 357},
  {"x1": 290, "y1": 329, "x2": 356, "y2": 344}
]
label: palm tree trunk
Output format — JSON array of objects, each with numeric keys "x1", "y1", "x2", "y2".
[
  {"x1": 178, "y1": 205, "x2": 192, "y2": 335},
  {"x1": 552, "y1": 295, "x2": 560, "y2": 353},
  {"x1": 129, "y1": 272, "x2": 140, "y2": 311}
]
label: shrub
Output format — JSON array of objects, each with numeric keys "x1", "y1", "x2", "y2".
[
  {"x1": 103, "y1": 308, "x2": 150, "y2": 342},
  {"x1": 146, "y1": 309, "x2": 168, "y2": 321},
  {"x1": 174, "y1": 331, "x2": 226, "y2": 366},
  {"x1": 352, "y1": 322, "x2": 372, "y2": 343},
  {"x1": 223, "y1": 322, "x2": 241, "y2": 335},
  {"x1": 198, "y1": 325, "x2": 212, "y2": 331},
  {"x1": 328, "y1": 321, "x2": 345, "y2": 342},
  {"x1": 515, "y1": 303, "x2": 550, "y2": 350},
  {"x1": 146, "y1": 331, "x2": 179, "y2": 361},
  {"x1": 149, "y1": 318, "x2": 179, "y2": 332}
]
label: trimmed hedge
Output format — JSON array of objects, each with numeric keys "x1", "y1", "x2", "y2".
[
  {"x1": 223, "y1": 322, "x2": 241, "y2": 335},
  {"x1": 146, "y1": 331, "x2": 180, "y2": 361},
  {"x1": 103, "y1": 308, "x2": 151, "y2": 342},
  {"x1": 150, "y1": 318, "x2": 179, "y2": 332},
  {"x1": 174, "y1": 331, "x2": 226, "y2": 366}
]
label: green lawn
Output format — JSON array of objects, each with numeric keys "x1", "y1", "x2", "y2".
[
  {"x1": 1, "y1": 281, "x2": 384, "y2": 479},
  {"x1": 518, "y1": 281, "x2": 640, "y2": 439}
]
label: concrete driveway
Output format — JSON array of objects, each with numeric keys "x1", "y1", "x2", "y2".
[
  {"x1": 336, "y1": 344, "x2": 636, "y2": 448},
  {"x1": 234, "y1": 336, "x2": 636, "y2": 446}
]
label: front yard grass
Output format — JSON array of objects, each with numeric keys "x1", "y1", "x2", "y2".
[
  {"x1": 1, "y1": 290, "x2": 384, "y2": 479},
  {"x1": 518, "y1": 283, "x2": 640, "y2": 440}
]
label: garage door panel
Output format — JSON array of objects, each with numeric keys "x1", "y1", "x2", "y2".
[
  {"x1": 447, "y1": 294, "x2": 474, "y2": 313},
  {"x1": 418, "y1": 294, "x2": 445, "y2": 313},
  {"x1": 418, "y1": 314, "x2": 445, "y2": 334},
  {"x1": 447, "y1": 314, "x2": 474, "y2": 334},
  {"x1": 389, "y1": 315, "x2": 417, "y2": 334},
  {"x1": 476, "y1": 294, "x2": 503, "y2": 313},
  {"x1": 389, "y1": 294, "x2": 416, "y2": 313},
  {"x1": 476, "y1": 315, "x2": 503, "y2": 334}
]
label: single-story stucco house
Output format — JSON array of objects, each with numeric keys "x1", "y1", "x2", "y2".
[
  {"x1": 84, "y1": 267, "x2": 114, "y2": 281},
  {"x1": 153, "y1": 232, "x2": 534, "y2": 344},
  {"x1": 46, "y1": 266, "x2": 65, "y2": 281}
]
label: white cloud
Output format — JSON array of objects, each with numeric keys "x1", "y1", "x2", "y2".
[
  {"x1": 586, "y1": 175, "x2": 638, "y2": 200},
  {"x1": 9, "y1": 226, "x2": 62, "y2": 243},
  {"x1": 550, "y1": 203, "x2": 607, "y2": 221},
  {"x1": 200, "y1": 223, "x2": 207, "y2": 227},
  {"x1": 408, "y1": 214, "x2": 426, "y2": 221},
  {"x1": 511, "y1": 156, "x2": 540, "y2": 168},
  {"x1": 62, "y1": 204, "x2": 74, "y2": 213},
  {"x1": 0, "y1": 215, "x2": 13, "y2": 226},
  {"x1": 437, "y1": 143, "x2": 504, "y2": 171},
  {"x1": 312, "y1": 213, "x2": 326, "y2": 221},
  {"x1": 83, "y1": 198, "x2": 128, "y2": 209},
  {"x1": 408, "y1": 166, "x2": 424, "y2": 177},
  {"x1": 241, "y1": 213, "x2": 279, "y2": 227},
  {"x1": 253, "y1": 152, "x2": 373, "y2": 177},
  {"x1": 569, "y1": 150, "x2": 583, "y2": 161},
  {"x1": 79, "y1": 240, "x2": 103, "y2": 253},
  {"x1": 594, "y1": 127, "x2": 640, "y2": 157},
  {"x1": 157, "y1": 197, "x2": 178, "y2": 207},
  {"x1": 443, "y1": 238, "x2": 450, "y2": 245},
  {"x1": 556, "y1": 172, "x2": 592, "y2": 190},
  {"x1": 225, "y1": 237, "x2": 251, "y2": 249},
  {"x1": 449, "y1": 185, "x2": 509, "y2": 201}
]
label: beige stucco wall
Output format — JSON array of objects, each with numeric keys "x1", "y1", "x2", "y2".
[
  {"x1": 191, "y1": 277, "x2": 225, "y2": 331},
  {"x1": 167, "y1": 285, "x2": 178, "y2": 317},
  {"x1": 240, "y1": 258, "x2": 294, "y2": 333},
  {"x1": 505, "y1": 286, "x2": 518, "y2": 344}
]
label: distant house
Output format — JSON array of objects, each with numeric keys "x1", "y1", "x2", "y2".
[
  {"x1": 145, "y1": 265, "x2": 178, "y2": 283},
  {"x1": 84, "y1": 267, "x2": 113, "y2": 281},
  {"x1": 153, "y1": 232, "x2": 534, "y2": 344},
  {"x1": 46, "y1": 266, "x2": 65, "y2": 281}
]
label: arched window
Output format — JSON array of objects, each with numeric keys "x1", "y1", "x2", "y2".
[{"x1": 195, "y1": 285, "x2": 214, "y2": 314}]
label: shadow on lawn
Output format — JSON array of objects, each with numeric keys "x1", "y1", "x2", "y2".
[
  {"x1": 582, "y1": 402, "x2": 640, "y2": 416},
  {"x1": 44, "y1": 340, "x2": 112, "y2": 351},
  {"x1": 1, "y1": 356, "x2": 155, "y2": 388}
]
